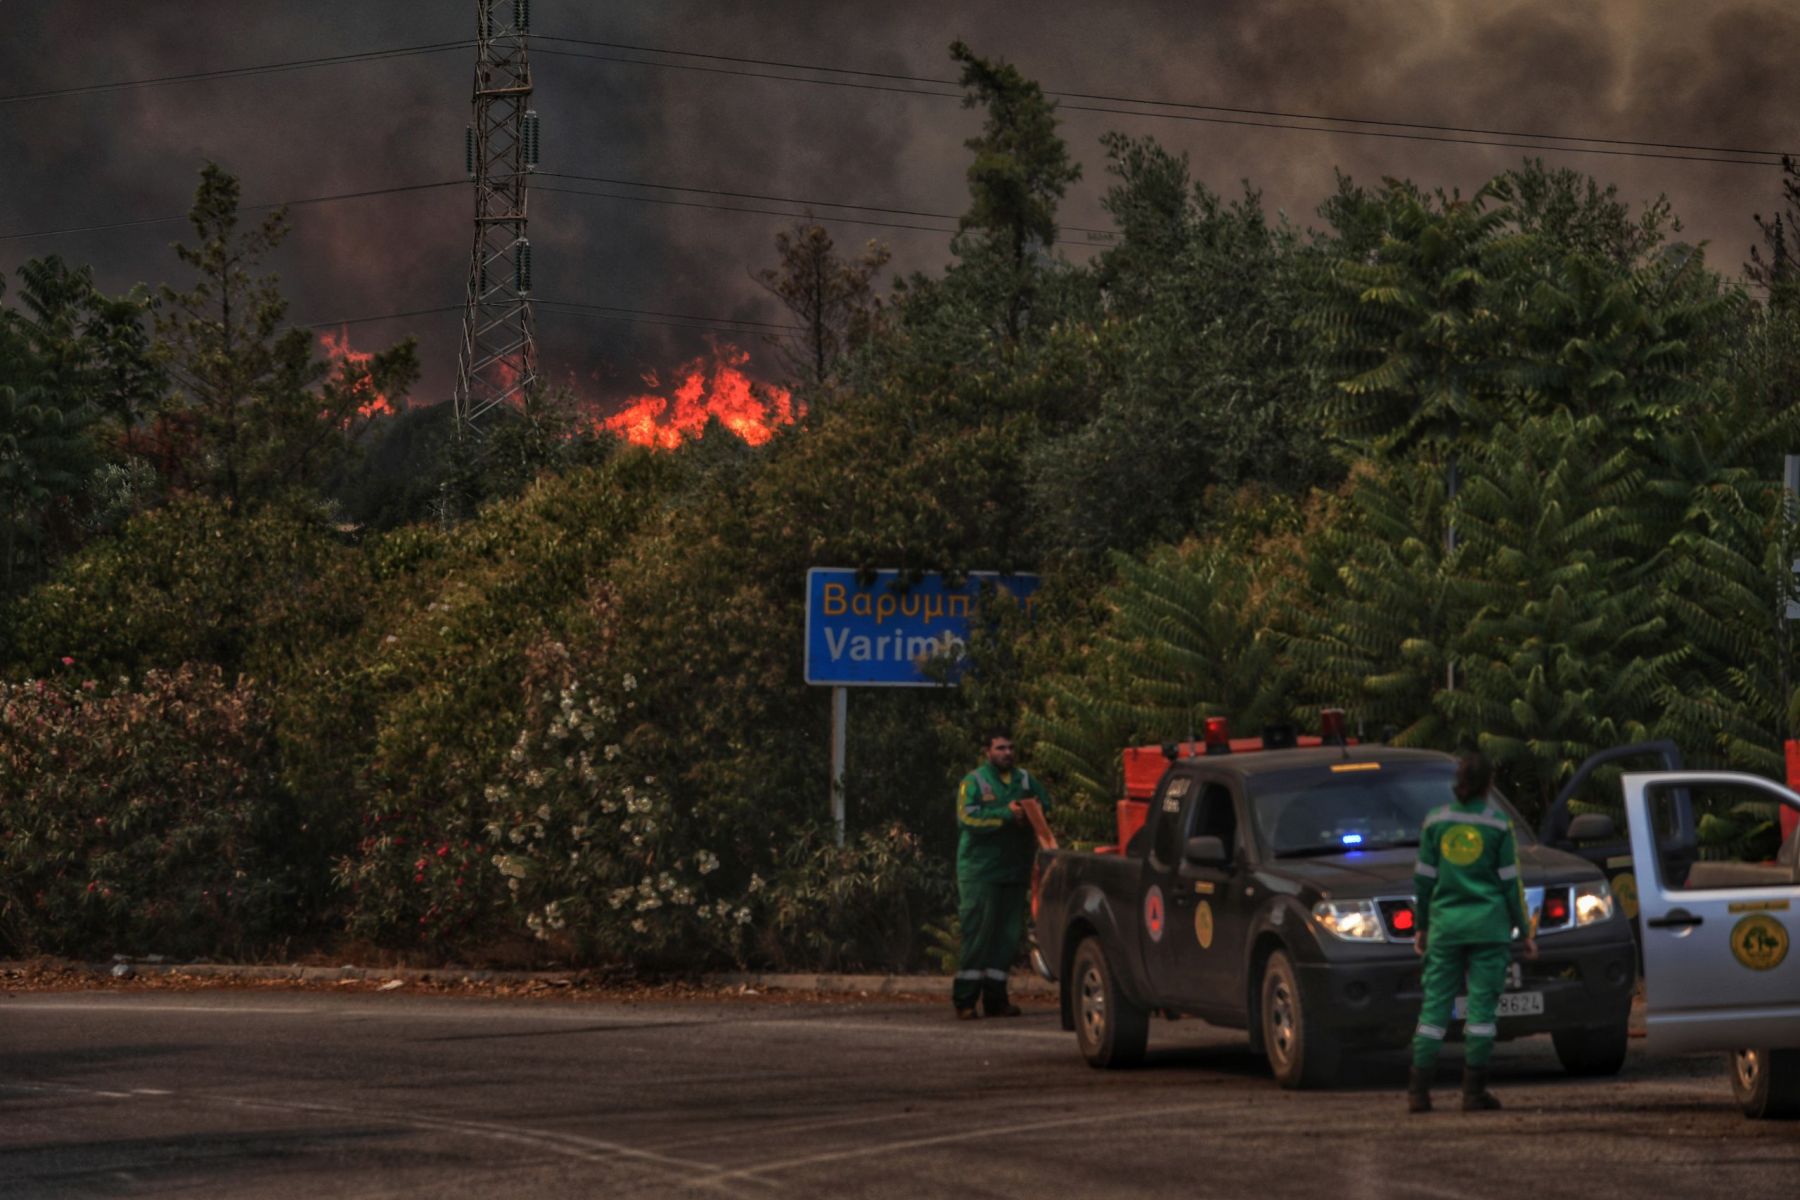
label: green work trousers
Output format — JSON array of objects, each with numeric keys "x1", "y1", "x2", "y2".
[
  {"x1": 1412, "y1": 942, "x2": 1512, "y2": 1069},
  {"x1": 954, "y1": 879, "x2": 1026, "y2": 1013}
]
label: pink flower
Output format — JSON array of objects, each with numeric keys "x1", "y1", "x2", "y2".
[{"x1": 60, "y1": 656, "x2": 75, "y2": 666}]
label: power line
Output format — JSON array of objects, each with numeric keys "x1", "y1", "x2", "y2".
[
  {"x1": 535, "y1": 35, "x2": 1789, "y2": 168},
  {"x1": 534, "y1": 182, "x2": 1114, "y2": 248},
  {"x1": 0, "y1": 180, "x2": 464, "y2": 244},
  {"x1": 0, "y1": 41, "x2": 471, "y2": 105},
  {"x1": 536, "y1": 298, "x2": 800, "y2": 336},
  {"x1": 540, "y1": 171, "x2": 955, "y2": 223},
  {"x1": 302, "y1": 304, "x2": 463, "y2": 330},
  {"x1": 296, "y1": 301, "x2": 795, "y2": 339},
  {"x1": 534, "y1": 183, "x2": 961, "y2": 239}
]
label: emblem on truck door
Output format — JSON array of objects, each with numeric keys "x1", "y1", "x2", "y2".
[
  {"x1": 1194, "y1": 900, "x2": 1215, "y2": 950},
  {"x1": 1145, "y1": 885, "x2": 1166, "y2": 942},
  {"x1": 1730, "y1": 914, "x2": 1790, "y2": 971}
]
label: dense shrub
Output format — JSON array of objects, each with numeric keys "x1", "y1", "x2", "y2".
[
  {"x1": 0, "y1": 665, "x2": 286, "y2": 958},
  {"x1": 3, "y1": 496, "x2": 347, "y2": 680},
  {"x1": 757, "y1": 824, "x2": 952, "y2": 972}
]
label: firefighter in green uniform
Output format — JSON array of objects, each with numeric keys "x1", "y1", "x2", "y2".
[
  {"x1": 953, "y1": 729, "x2": 1049, "y2": 1020},
  {"x1": 1408, "y1": 752, "x2": 1537, "y2": 1112}
]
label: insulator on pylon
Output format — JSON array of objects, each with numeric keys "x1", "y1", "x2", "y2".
[
  {"x1": 479, "y1": 263, "x2": 488, "y2": 294},
  {"x1": 465, "y1": 126, "x2": 476, "y2": 178},
  {"x1": 514, "y1": 0, "x2": 530, "y2": 32},
  {"x1": 478, "y1": 2, "x2": 490, "y2": 39},
  {"x1": 523, "y1": 110, "x2": 539, "y2": 169},
  {"x1": 516, "y1": 240, "x2": 532, "y2": 294}
]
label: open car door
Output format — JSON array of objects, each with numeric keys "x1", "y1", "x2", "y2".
[{"x1": 1621, "y1": 770, "x2": 1800, "y2": 1117}]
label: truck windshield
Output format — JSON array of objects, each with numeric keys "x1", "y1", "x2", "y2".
[{"x1": 1250, "y1": 762, "x2": 1532, "y2": 858}]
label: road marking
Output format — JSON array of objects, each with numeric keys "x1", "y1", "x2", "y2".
[
  {"x1": 694, "y1": 1099, "x2": 1248, "y2": 1185},
  {"x1": 8, "y1": 1080, "x2": 756, "y2": 1193}
]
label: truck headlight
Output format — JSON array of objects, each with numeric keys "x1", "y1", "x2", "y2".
[
  {"x1": 1313, "y1": 899, "x2": 1385, "y2": 942},
  {"x1": 1572, "y1": 881, "x2": 1614, "y2": 926}
]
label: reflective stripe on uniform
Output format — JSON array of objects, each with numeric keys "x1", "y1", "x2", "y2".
[
  {"x1": 955, "y1": 970, "x2": 984, "y2": 981},
  {"x1": 1424, "y1": 806, "x2": 1509, "y2": 832},
  {"x1": 1415, "y1": 1023, "x2": 1446, "y2": 1040},
  {"x1": 1415, "y1": 862, "x2": 1438, "y2": 878},
  {"x1": 983, "y1": 969, "x2": 1008, "y2": 981},
  {"x1": 1465, "y1": 1022, "x2": 1497, "y2": 1038},
  {"x1": 1497, "y1": 865, "x2": 1519, "y2": 880}
]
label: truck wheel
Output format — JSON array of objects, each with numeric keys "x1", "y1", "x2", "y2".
[
  {"x1": 1260, "y1": 949, "x2": 1339, "y2": 1089},
  {"x1": 1552, "y1": 1017, "x2": 1630, "y2": 1077},
  {"x1": 1731, "y1": 1049, "x2": 1800, "y2": 1119},
  {"x1": 1071, "y1": 937, "x2": 1147, "y2": 1069}
]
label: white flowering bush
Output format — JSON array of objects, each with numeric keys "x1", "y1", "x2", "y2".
[{"x1": 482, "y1": 661, "x2": 755, "y2": 965}]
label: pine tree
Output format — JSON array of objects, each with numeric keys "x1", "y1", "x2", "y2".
[
  {"x1": 947, "y1": 41, "x2": 1081, "y2": 342},
  {"x1": 154, "y1": 163, "x2": 417, "y2": 510},
  {"x1": 754, "y1": 222, "x2": 890, "y2": 397}
]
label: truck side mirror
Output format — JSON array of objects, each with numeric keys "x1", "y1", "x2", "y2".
[
  {"x1": 1567, "y1": 813, "x2": 1616, "y2": 842},
  {"x1": 1184, "y1": 835, "x2": 1228, "y2": 867}
]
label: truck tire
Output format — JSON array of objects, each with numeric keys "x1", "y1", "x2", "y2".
[
  {"x1": 1552, "y1": 1016, "x2": 1630, "y2": 1077},
  {"x1": 1731, "y1": 1049, "x2": 1800, "y2": 1119},
  {"x1": 1071, "y1": 937, "x2": 1147, "y2": 1069},
  {"x1": 1260, "y1": 949, "x2": 1340, "y2": 1090}
]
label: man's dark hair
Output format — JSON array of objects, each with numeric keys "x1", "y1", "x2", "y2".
[
  {"x1": 1456, "y1": 751, "x2": 1493, "y2": 797},
  {"x1": 982, "y1": 727, "x2": 1014, "y2": 748}
]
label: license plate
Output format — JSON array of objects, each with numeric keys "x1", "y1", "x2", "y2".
[{"x1": 1453, "y1": 991, "x2": 1544, "y2": 1018}]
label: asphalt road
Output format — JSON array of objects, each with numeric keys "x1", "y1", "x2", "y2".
[{"x1": 2, "y1": 989, "x2": 1795, "y2": 1199}]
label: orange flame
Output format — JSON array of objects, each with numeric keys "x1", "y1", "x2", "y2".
[
  {"x1": 603, "y1": 343, "x2": 795, "y2": 449},
  {"x1": 319, "y1": 327, "x2": 394, "y2": 421}
]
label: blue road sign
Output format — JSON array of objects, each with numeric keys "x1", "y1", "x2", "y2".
[{"x1": 804, "y1": 568, "x2": 1040, "y2": 687}]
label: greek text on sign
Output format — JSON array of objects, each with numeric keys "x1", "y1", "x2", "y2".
[{"x1": 804, "y1": 568, "x2": 1040, "y2": 686}]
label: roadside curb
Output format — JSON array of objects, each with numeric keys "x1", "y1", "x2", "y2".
[{"x1": 0, "y1": 960, "x2": 1056, "y2": 997}]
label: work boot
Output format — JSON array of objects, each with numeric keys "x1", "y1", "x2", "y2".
[
  {"x1": 1460, "y1": 1066, "x2": 1502, "y2": 1111},
  {"x1": 1407, "y1": 1067, "x2": 1433, "y2": 1114},
  {"x1": 985, "y1": 1001, "x2": 1023, "y2": 1018},
  {"x1": 955, "y1": 1007, "x2": 979, "y2": 1021}
]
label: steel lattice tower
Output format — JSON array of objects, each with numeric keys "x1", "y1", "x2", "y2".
[{"x1": 452, "y1": 0, "x2": 540, "y2": 435}]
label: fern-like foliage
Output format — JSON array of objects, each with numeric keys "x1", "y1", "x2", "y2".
[{"x1": 1023, "y1": 522, "x2": 1300, "y2": 842}]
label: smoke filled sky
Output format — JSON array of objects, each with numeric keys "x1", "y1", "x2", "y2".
[{"x1": 2, "y1": 1, "x2": 1795, "y2": 410}]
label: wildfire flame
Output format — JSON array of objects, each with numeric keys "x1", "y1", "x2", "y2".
[
  {"x1": 319, "y1": 327, "x2": 395, "y2": 421},
  {"x1": 603, "y1": 343, "x2": 795, "y2": 449}
]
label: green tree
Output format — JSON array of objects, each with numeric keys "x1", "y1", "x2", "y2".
[
  {"x1": 948, "y1": 41, "x2": 1082, "y2": 341},
  {"x1": 1749, "y1": 155, "x2": 1800, "y2": 309},
  {"x1": 0, "y1": 258, "x2": 135, "y2": 594},
  {"x1": 1023, "y1": 508, "x2": 1304, "y2": 843},
  {"x1": 154, "y1": 163, "x2": 418, "y2": 510}
]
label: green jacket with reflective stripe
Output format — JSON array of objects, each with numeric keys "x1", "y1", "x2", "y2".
[
  {"x1": 955, "y1": 765, "x2": 1048, "y2": 884},
  {"x1": 1413, "y1": 799, "x2": 1530, "y2": 946}
]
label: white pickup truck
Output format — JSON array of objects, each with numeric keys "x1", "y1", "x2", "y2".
[{"x1": 1619, "y1": 769, "x2": 1800, "y2": 1118}]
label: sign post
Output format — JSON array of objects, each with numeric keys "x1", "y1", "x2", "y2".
[
  {"x1": 804, "y1": 569, "x2": 1039, "y2": 844},
  {"x1": 830, "y1": 685, "x2": 847, "y2": 845}
]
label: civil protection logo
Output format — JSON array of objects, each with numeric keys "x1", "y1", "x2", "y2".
[
  {"x1": 1729, "y1": 914, "x2": 1789, "y2": 971},
  {"x1": 1441, "y1": 824, "x2": 1485, "y2": 866},
  {"x1": 1144, "y1": 885, "x2": 1165, "y2": 942},
  {"x1": 1194, "y1": 900, "x2": 1215, "y2": 950}
]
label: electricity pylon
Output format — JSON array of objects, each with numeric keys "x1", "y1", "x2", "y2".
[{"x1": 452, "y1": 0, "x2": 540, "y2": 436}]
